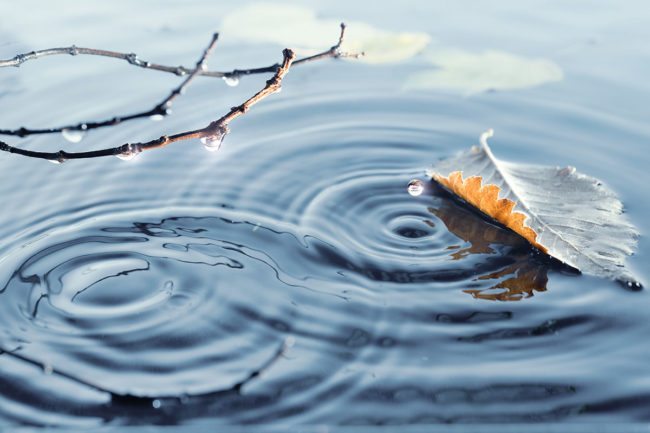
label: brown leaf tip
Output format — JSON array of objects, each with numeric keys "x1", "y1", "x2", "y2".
[{"x1": 434, "y1": 171, "x2": 548, "y2": 253}]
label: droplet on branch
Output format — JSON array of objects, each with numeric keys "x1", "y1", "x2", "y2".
[
  {"x1": 115, "y1": 143, "x2": 142, "y2": 161},
  {"x1": 61, "y1": 128, "x2": 86, "y2": 143},
  {"x1": 222, "y1": 75, "x2": 240, "y2": 87},
  {"x1": 200, "y1": 126, "x2": 228, "y2": 152}
]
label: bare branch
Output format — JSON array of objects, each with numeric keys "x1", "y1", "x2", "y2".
[
  {"x1": 0, "y1": 33, "x2": 221, "y2": 139},
  {"x1": 0, "y1": 24, "x2": 360, "y2": 139},
  {"x1": 0, "y1": 23, "x2": 360, "y2": 161},
  {"x1": 0, "y1": 49, "x2": 296, "y2": 162},
  {"x1": 0, "y1": 23, "x2": 357, "y2": 76},
  {"x1": 0, "y1": 23, "x2": 354, "y2": 137},
  {"x1": 156, "y1": 32, "x2": 220, "y2": 114},
  {"x1": 291, "y1": 22, "x2": 364, "y2": 65}
]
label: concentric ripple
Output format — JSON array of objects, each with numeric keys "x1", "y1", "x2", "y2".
[
  {"x1": 0, "y1": 91, "x2": 632, "y2": 426},
  {"x1": 0, "y1": 208, "x2": 391, "y2": 425},
  {"x1": 0, "y1": 51, "x2": 649, "y2": 426},
  {"x1": 0, "y1": 211, "x2": 303, "y2": 397}
]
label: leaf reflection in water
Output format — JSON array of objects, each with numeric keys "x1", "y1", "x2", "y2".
[{"x1": 429, "y1": 185, "x2": 552, "y2": 301}]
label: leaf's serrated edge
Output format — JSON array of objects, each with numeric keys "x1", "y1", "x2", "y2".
[
  {"x1": 428, "y1": 131, "x2": 642, "y2": 287},
  {"x1": 432, "y1": 171, "x2": 547, "y2": 253}
]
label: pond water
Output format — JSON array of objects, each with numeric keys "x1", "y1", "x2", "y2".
[{"x1": 0, "y1": 1, "x2": 649, "y2": 429}]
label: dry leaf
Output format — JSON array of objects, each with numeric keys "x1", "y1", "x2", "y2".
[{"x1": 427, "y1": 130, "x2": 642, "y2": 289}]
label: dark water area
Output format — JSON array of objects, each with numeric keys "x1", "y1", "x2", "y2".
[{"x1": 0, "y1": 1, "x2": 649, "y2": 430}]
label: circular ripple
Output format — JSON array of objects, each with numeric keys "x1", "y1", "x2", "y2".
[
  {"x1": 0, "y1": 209, "x2": 342, "y2": 397},
  {"x1": 0, "y1": 85, "x2": 639, "y2": 426}
]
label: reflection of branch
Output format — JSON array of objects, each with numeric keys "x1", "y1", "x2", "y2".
[
  {"x1": 0, "y1": 49, "x2": 296, "y2": 162},
  {"x1": 0, "y1": 23, "x2": 360, "y2": 139}
]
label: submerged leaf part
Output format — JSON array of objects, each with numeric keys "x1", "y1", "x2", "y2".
[
  {"x1": 428, "y1": 130, "x2": 641, "y2": 287},
  {"x1": 433, "y1": 171, "x2": 547, "y2": 253},
  {"x1": 430, "y1": 202, "x2": 550, "y2": 301}
]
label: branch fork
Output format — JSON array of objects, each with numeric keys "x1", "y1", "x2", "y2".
[{"x1": 0, "y1": 24, "x2": 357, "y2": 162}]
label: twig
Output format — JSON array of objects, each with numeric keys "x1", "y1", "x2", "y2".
[
  {"x1": 0, "y1": 24, "x2": 360, "y2": 138},
  {"x1": 292, "y1": 22, "x2": 364, "y2": 65},
  {"x1": 0, "y1": 33, "x2": 220, "y2": 140},
  {"x1": 0, "y1": 49, "x2": 296, "y2": 162}
]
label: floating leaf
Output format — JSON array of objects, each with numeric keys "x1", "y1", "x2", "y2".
[
  {"x1": 427, "y1": 130, "x2": 641, "y2": 289},
  {"x1": 405, "y1": 49, "x2": 563, "y2": 94},
  {"x1": 221, "y1": 4, "x2": 431, "y2": 64}
]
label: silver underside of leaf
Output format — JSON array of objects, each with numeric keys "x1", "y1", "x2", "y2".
[{"x1": 428, "y1": 131, "x2": 641, "y2": 287}]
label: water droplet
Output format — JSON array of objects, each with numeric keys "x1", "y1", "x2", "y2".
[
  {"x1": 626, "y1": 281, "x2": 642, "y2": 290},
  {"x1": 69, "y1": 45, "x2": 79, "y2": 56},
  {"x1": 201, "y1": 136, "x2": 223, "y2": 152},
  {"x1": 200, "y1": 126, "x2": 228, "y2": 152},
  {"x1": 61, "y1": 128, "x2": 85, "y2": 143},
  {"x1": 126, "y1": 53, "x2": 143, "y2": 66},
  {"x1": 152, "y1": 399, "x2": 161, "y2": 409},
  {"x1": 115, "y1": 143, "x2": 142, "y2": 161},
  {"x1": 222, "y1": 75, "x2": 240, "y2": 87},
  {"x1": 149, "y1": 113, "x2": 165, "y2": 121},
  {"x1": 407, "y1": 179, "x2": 425, "y2": 196},
  {"x1": 43, "y1": 363, "x2": 53, "y2": 375},
  {"x1": 13, "y1": 54, "x2": 26, "y2": 67},
  {"x1": 174, "y1": 67, "x2": 187, "y2": 76},
  {"x1": 48, "y1": 152, "x2": 67, "y2": 164}
]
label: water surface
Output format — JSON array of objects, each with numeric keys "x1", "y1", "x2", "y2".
[{"x1": 0, "y1": 1, "x2": 649, "y2": 428}]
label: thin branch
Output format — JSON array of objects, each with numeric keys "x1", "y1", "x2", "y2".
[
  {"x1": 0, "y1": 33, "x2": 221, "y2": 139},
  {"x1": 0, "y1": 23, "x2": 361, "y2": 139},
  {"x1": 0, "y1": 49, "x2": 296, "y2": 162},
  {"x1": 224, "y1": 23, "x2": 363, "y2": 77},
  {"x1": 292, "y1": 22, "x2": 364, "y2": 65}
]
